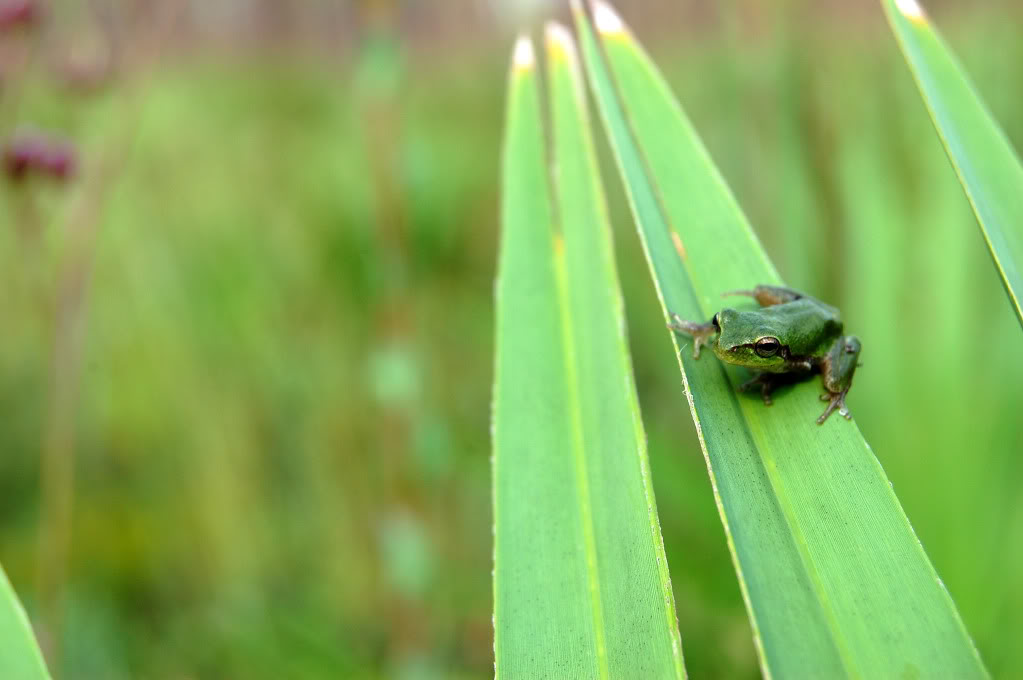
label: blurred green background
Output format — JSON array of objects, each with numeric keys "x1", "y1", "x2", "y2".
[{"x1": 1, "y1": 0, "x2": 1022, "y2": 677}]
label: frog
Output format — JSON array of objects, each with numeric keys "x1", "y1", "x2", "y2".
[{"x1": 667, "y1": 285, "x2": 861, "y2": 424}]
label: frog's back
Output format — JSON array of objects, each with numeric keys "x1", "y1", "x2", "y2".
[{"x1": 754, "y1": 297, "x2": 843, "y2": 357}]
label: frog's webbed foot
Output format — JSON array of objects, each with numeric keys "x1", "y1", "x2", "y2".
[
  {"x1": 667, "y1": 312, "x2": 717, "y2": 359},
  {"x1": 739, "y1": 372, "x2": 775, "y2": 406},
  {"x1": 817, "y1": 387, "x2": 852, "y2": 425}
]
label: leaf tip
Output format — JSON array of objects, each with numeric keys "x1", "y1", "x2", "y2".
[
  {"x1": 512, "y1": 34, "x2": 535, "y2": 72},
  {"x1": 894, "y1": 0, "x2": 927, "y2": 23},
  {"x1": 544, "y1": 21, "x2": 576, "y2": 62},
  {"x1": 593, "y1": 1, "x2": 627, "y2": 37}
]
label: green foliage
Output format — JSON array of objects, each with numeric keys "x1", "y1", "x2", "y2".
[
  {"x1": 883, "y1": 0, "x2": 1023, "y2": 327},
  {"x1": 0, "y1": 566, "x2": 50, "y2": 680},
  {"x1": 0, "y1": 5, "x2": 1021, "y2": 679},
  {"x1": 573, "y1": 1, "x2": 987, "y2": 676},
  {"x1": 493, "y1": 30, "x2": 683, "y2": 677}
]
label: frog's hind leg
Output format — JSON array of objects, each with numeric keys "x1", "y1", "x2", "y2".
[
  {"x1": 667, "y1": 313, "x2": 717, "y2": 359},
  {"x1": 723, "y1": 285, "x2": 804, "y2": 307},
  {"x1": 738, "y1": 372, "x2": 778, "y2": 406},
  {"x1": 817, "y1": 335, "x2": 861, "y2": 424}
]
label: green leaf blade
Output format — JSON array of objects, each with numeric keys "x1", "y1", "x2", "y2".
[
  {"x1": 574, "y1": 2, "x2": 987, "y2": 677},
  {"x1": 545, "y1": 25, "x2": 685, "y2": 678},
  {"x1": 493, "y1": 32, "x2": 684, "y2": 678},
  {"x1": 494, "y1": 37, "x2": 600, "y2": 676},
  {"x1": 883, "y1": 0, "x2": 1023, "y2": 326},
  {"x1": 0, "y1": 566, "x2": 51, "y2": 680}
]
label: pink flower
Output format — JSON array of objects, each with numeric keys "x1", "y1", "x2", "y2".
[
  {"x1": 0, "y1": 0, "x2": 39, "y2": 32},
  {"x1": 3, "y1": 130, "x2": 76, "y2": 182}
]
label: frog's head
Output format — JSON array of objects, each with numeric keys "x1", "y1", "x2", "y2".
[{"x1": 711, "y1": 308, "x2": 788, "y2": 370}]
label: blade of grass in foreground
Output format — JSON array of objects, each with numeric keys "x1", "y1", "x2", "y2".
[
  {"x1": 882, "y1": 0, "x2": 1023, "y2": 327},
  {"x1": 492, "y1": 33, "x2": 684, "y2": 678},
  {"x1": 574, "y1": 2, "x2": 987, "y2": 677},
  {"x1": 0, "y1": 565, "x2": 50, "y2": 679}
]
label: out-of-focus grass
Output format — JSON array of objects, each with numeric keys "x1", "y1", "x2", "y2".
[
  {"x1": 2, "y1": 60, "x2": 504, "y2": 678},
  {"x1": 0, "y1": 6, "x2": 1021, "y2": 679}
]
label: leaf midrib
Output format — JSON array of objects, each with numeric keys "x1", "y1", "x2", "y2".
[
  {"x1": 552, "y1": 235, "x2": 610, "y2": 679},
  {"x1": 756, "y1": 441, "x2": 859, "y2": 679}
]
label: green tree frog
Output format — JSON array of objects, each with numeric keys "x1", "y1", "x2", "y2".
[{"x1": 668, "y1": 285, "x2": 861, "y2": 424}]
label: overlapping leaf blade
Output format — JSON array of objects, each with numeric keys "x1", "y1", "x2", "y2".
[
  {"x1": 573, "y1": 2, "x2": 987, "y2": 677},
  {"x1": 882, "y1": 0, "x2": 1023, "y2": 327},
  {"x1": 492, "y1": 32, "x2": 684, "y2": 677},
  {"x1": 0, "y1": 566, "x2": 50, "y2": 679}
]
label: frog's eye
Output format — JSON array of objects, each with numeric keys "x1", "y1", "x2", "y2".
[
  {"x1": 755, "y1": 337, "x2": 780, "y2": 357},
  {"x1": 712, "y1": 314, "x2": 720, "y2": 332}
]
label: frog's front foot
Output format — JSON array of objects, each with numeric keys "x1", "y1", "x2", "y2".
[
  {"x1": 739, "y1": 373, "x2": 774, "y2": 406},
  {"x1": 667, "y1": 312, "x2": 716, "y2": 359},
  {"x1": 817, "y1": 388, "x2": 852, "y2": 424}
]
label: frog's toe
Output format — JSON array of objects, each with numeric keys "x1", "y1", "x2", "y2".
[
  {"x1": 834, "y1": 394, "x2": 851, "y2": 417},
  {"x1": 739, "y1": 375, "x2": 774, "y2": 405},
  {"x1": 693, "y1": 336, "x2": 709, "y2": 359},
  {"x1": 816, "y1": 389, "x2": 851, "y2": 424}
]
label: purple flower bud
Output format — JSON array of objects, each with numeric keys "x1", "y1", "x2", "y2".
[
  {"x1": 0, "y1": 0, "x2": 39, "y2": 31},
  {"x1": 3, "y1": 144, "x2": 31, "y2": 181},
  {"x1": 2, "y1": 130, "x2": 76, "y2": 182},
  {"x1": 39, "y1": 142, "x2": 75, "y2": 179}
]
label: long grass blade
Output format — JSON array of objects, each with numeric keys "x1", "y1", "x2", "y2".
[
  {"x1": 492, "y1": 31, "x2": 685, "y2": 678},
  {"x1": 882, "y1": 0, "x2": 1023, "y2": 327},
  {"x1": 573, "y1": 1, "x2": 987, "y2": 677},
  {"x1": 0, "y1": 566, "x2": 51, "y2": 679}
]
